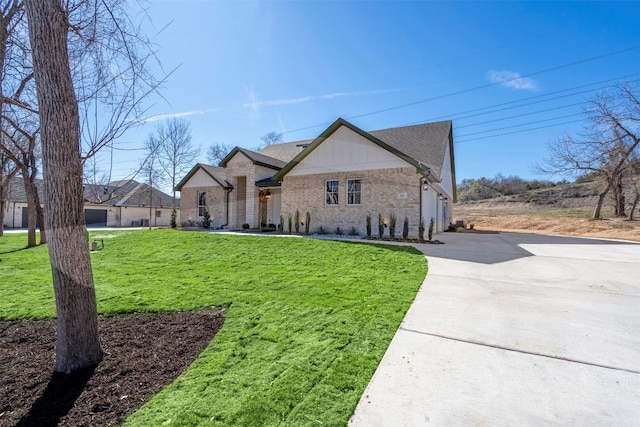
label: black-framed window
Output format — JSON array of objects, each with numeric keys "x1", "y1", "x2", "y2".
[
  {"x1": 198, "y1": 191, "x2": 207, "y2": 217},
  {"x1": 325, "y1": 180, "x2": 339, "y2": 205},
  {"x1": 347, "y1": 179, "x2": 361, "y2": 205}
]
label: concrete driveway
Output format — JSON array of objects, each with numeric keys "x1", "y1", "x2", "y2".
[{"x1": 350, "y1": 232, "x2": 640, "y2": 426}]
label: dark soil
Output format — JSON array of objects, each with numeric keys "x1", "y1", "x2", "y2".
[{"x1": 0, "y1": 309, "x2": 225, "y2": 427}]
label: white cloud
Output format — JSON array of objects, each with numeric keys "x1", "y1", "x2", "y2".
[
  {"x1": 486, "y1": 70, "x2": 538, "y2": 91},
  {"x1": 137, "y1": 108, "x2": 219, "y2": 123},
  {"x1": 242, "y1": 88, "x2": 400, "y2": 109}
]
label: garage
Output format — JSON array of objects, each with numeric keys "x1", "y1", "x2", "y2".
[{"x1": 84, "y1": 209, "x2": 107, "y2": 227}]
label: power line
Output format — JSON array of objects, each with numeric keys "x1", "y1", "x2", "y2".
[
  {"x1": 281, "y1": 47, "x2": 639, "y2": 136},
  {"x1": 455, "y1": 119, "x2": 586, "y2": 143}
]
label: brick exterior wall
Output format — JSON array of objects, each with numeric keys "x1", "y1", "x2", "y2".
[
  {"x1": 179, "y1": 185, "x2": 227, "y2": 228},
  {"x1": 281, "y1": 166, "x2": 423, "y2": 237}
]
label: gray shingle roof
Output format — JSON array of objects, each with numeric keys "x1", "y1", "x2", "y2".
[
  {"x1": 220, "y1": 147, "x2": 287, "y2": 170},
  {"x1": 369, "y1": 120, "x2": 452, "y2": 179},
  {"x1": 258, "y1": 140, "x2": 310, "y2": 163},
  {"x1": 273, "y1": 118, "x2": 454, "y2": 183},
  {"x1": 5, "y1": 177, "x2": 177, "y2": 207}
]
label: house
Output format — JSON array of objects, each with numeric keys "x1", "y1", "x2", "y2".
[
  {"x1": 176, "y1": 118, "x2": 456, "y2": 237},
  {"x1": 2, "y1": 178, "x2": 178, "y2": 228}
]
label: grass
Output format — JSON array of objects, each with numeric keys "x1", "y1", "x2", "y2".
[{"x1": 0, "y1": 229, "x2": 427, "y2": 426}]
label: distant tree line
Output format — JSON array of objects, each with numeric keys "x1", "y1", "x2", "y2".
[{"x1": 457, "y1": 174, "x2": 560, "y2": 202}]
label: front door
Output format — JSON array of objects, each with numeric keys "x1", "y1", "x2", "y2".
[{"x1": 259, "y1": 190, "x2": 269, "y2": 227}]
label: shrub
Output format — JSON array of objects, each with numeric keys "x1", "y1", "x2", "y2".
[
  {"x1": 288, "y1": 216, "x2": 292, "y2": 234},
  {"x1": 366, "y1": 215, "x2": 372, "y2": 237},
  {"x1": 335, "y1": 226, "x2": 344, "y2": 236},
  {"x1": 428, "y1": 217, "x2": 434, "y2": 241},
  {"x1": 457, "y1": 227, "x2": 465, "y2": 233},
  {"x1": 418, "y1": 217, "x2": 425, "y2": 241},
  {"x1": 468, "y1": 223, "x2": 475, "y2": 230},
  {"x1": 402, "y1": 216, "x2": 409, "y2": 239},
  {"x1": 170, "y1": 207, "x2": 177, "y2": 228},
  {"x1": 305, "y1": 212, "x2": 311, "y2": 235},
  {"x1": 378, "y1": 213, "x2": 384, "y2": 238},
  {"x1": 349, "y1": 226, "x2": 359, "y2": 236},
  {"x1": 201, "y1": 208, "x2": 211, "y2": 229},
  {"x1": 316, "y1": 225, "x2": 328, "y2": 235},
  {"x1": 295, "y1": 210, "x2": 300, "y2": 234},
  {"x1": 242, "y1": 223, "x2": 250, "y2": 229},
  {"x1": 279, "y1": 214, "x2": 284, "y2": 232},
  {"x1": 389, "y1": 213, "x2": 397, "y2": 239}
]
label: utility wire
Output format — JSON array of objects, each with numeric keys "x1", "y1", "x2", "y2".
[{"x1": 281, "y1": 47, "x2": 639, "y2": 136}]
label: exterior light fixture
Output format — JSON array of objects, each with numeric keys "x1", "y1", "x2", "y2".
[{"x1": 438, "y1": 193, "x2": 443, "y2": 200}]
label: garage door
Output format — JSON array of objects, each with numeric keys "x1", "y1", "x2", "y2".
[{"x1": 85, "y1": 209, "x2": 107, "y2": 227}]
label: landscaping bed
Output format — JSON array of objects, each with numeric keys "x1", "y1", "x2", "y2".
[{"x1": 0, "y1": 309, "x2": 225, "y2": 426}]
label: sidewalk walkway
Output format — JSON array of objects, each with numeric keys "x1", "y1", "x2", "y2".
[{"x1": 350, "y1": 232, "x2": 640, "y2": 426}]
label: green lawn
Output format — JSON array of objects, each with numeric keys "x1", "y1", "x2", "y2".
[{"x1": 0, "y1": 229, "x2": 427, "y2": 426}]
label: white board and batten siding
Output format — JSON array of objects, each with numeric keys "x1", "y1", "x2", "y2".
[
  {"x1": 181, "y1": 168, "x2": 223, "y2": 188},
  {"x1": 287, "y1": 126, "x2": 411, "y2": 176}
]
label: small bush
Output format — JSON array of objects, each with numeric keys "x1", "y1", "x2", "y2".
[
  {"x1": 201, "y1": 208, "x2": 211, "y2": 229},
  {"x1": 402, "y1": 216, "x2": 409, "y2": 239},
  {"x1": 378, "y1": 213, "x2": 384, "y2": 238},
  {"x1": 418, "y1": 217, "x2": 425, "y2": 241},
  {"x1": 457, "y1": 227, "x2": 465, "y2": 233},
  {"x1": 335, "y1": 226, "x2": 344, "y2": 236},
  {"x1": 468, "y1": 223, "x2": 475, "y2": 230},
  {"x1": 279, "y1": 214, "x2": 284, "y2": 232},
  {"x1": 349, "y1": 226, "x2": 359, "y2": 236},
  {"x1": 389, "y1": 213, "x2": 397, "y2": 239},
  {"x1": 366, "y1": 215, "x2": 372, "y2": 238},
  {"x1": 316, "y1": 225, "x2": 328, "y2": 235},
  {"x1": 170, "y1": 207, "x2": 177, "y2": 228},
  {"x1": 295, "y1": 210, "x2": 300, "y2": 234},
  {"x1": 428, "y1": 217, "x2": 434, "y2": 241},
  {"x1": 288, "y1": 216, "x2": 292, "y2": 234},
  {"x1": 242, "y1": 223, "x2": 250, "y2": 230},
  {"x1": 305, "y1": 212, "x2": 311, "y2": 235}
]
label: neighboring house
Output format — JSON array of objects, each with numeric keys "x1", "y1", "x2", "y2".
[
  {"x1": 3, "y1": 178, "x2": 178, "y2": 228},
  {"x1": 176, "y1": 118, "x2": 456, "y2": 237}
]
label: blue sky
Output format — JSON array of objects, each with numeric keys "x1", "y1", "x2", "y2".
[{"x1": 102, "y1": 1, "x2": 640, "y2": 186}]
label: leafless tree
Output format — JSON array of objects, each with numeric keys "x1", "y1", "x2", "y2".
[
  {"x1": 25, "y1": 0, "x2": 162, "y2": 373},
  {"x1": 139, "y1": 131, "x2": 163, "y2": 229},
  {"x1": 0, "y1": 1, "x2": 45, "y2": 244},
  {"x1": 150, "y1": 118, "x2": 199, "y2": 206},
  {"x1": 0, "y1": 121, "x2": 46, "y2": 246},
  {"x1": 256, "y1": 130, "x2": 282, "y2": 150},
  {"x1": 538, "y1": 82, "x2": 640, "y2": 219},
  {"x1": 0, "y1": 151, "x2": 17, "y2": 235},
  {"x1": 207, "y1": 141, "x2": 233, "y2": 165}
]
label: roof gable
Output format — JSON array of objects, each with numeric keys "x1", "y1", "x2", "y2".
[
  {"x1": 273, "y1": 118, "x2": 444, "y2": 181},
  {"x1": 220, "y1": 147, "x2": 286, "y2": 170},
  {"x1": 174, "y1": 163, "x2": 231, "y2": 191}
]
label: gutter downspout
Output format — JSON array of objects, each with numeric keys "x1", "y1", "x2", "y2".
[{"x1": 222, "y1": 187, "x2": 233, "y2": 229}]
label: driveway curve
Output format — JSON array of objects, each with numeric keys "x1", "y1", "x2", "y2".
[{"x1": 350, "y1": 232, "x2": 640, "y2": 426}]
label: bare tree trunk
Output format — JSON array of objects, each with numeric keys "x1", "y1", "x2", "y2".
[
  {"x1": 630, "y1": 192, "x2": 639, "y2": 221},
  {"x1": 612, "y1": 174, "x2": 626, "y2": 217},
  {"x1": 25, "y1": 0, "x2": 102, "y2": 373},
  {"x1": 593, "y1": 186, "x2": 611, "y2": 219},
  {"x1": 21, "y1": 170, "x2": 37, "y2": 247}
]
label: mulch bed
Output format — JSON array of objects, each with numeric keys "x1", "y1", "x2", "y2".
[{"x1": 0, "y1": 309, "x2": 225, "y2": 427}]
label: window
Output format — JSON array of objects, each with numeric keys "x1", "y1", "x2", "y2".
[
  {"x1": 156, "y1": 210, "x2": 162, "y2": 218},
  {"x1": 347, "y1": 179, "x2": 361, "y2": 205},
  {"x1": 325, "y1": 180, "x2": 339, "y2": 205},
  {"x1": 198, "y1": 191, "x2": 207, "y2": 217}
]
